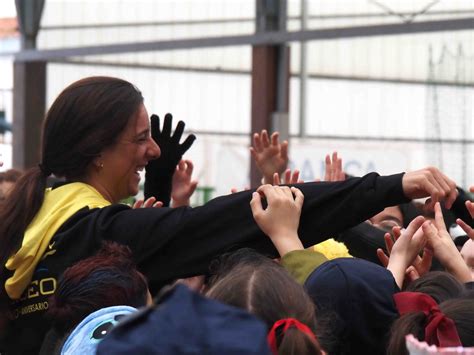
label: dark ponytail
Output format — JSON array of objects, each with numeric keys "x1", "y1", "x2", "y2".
[
  {"x1": 277, "y1": 326, "x2": 323, "y2": 355},
  {"x1": 0, "y1": 168, "x2": 48, "y2": 297},
  {"x1": 387, "y1": 312, "x2": 426, "y2": 355}
]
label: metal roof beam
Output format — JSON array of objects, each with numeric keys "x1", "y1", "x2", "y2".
[
  {"x1": 8, "y1": 17, "x2": 474, "y2": 62},
  {"x1": 39, "y1": 9, "x2": 474, "y2": 31}
]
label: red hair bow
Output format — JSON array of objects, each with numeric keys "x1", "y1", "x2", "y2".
[
  {"x1": 393, "y1": 292, "x2": 461, "y2": 347},
  {"x1": 267, "y1": 318, "x2": 316, "y2": 354}
]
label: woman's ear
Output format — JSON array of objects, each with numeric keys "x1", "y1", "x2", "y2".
[{"x1": 92, "y1": 156, "x2": 104, "y2": 171}]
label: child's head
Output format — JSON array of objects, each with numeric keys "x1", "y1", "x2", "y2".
[
  {"x1": 206, "y1": 249, "x2": 322, "y2": 355},
  {"x1": 405, "y1": 271, "x2": 467, "y2": 303},
  {"x1": 388, "y1": 293, "x2": 474, "y2": 355},
  {"x1": 48, "y1": 242, "x2": 150, "y2": 334}
]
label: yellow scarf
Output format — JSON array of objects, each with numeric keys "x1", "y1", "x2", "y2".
[
  {"x1": 313, "y1": 238, "x2": 352, "y2": 260},
  {"x1": 5, "y1": 182, "x2": 111, "y2": 299}
]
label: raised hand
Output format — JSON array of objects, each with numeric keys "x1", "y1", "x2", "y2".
[
  {"x1": 171, "y1": 159, "x2": 198, "y2": 207},
  {"x1": 324, "y1": 152, "x2": 345, "y2": 182},
  {"x1": 377, "y1": 225, "x2": 433, "y2": 281},
  {"x1": 272, "y1": 168, "x2": 303, "y2": 185},
  {"x1": 147, "y1": 113, "x2": 196, "y2": 175},
  {"x1": 423, "y1": 202, "x2": 472, "y2": 283},
  {"x1": 456, "y1": 199, "x2": 474, "y2": 240},
  {"x1": 144, "y1": 113, "x2": 196, "y2": 202},
  {"x1": 250, "y1": 185, "x2": 304, "y2": 256},
  {"x1": 401, "y1": 167, "x2": 457, "y2": 209},
  {"x1": 132, "y1": 197, "x2": 163, "y2": 209},
  {"x1": 376, "y1": 216, "x2": 427, "y2": 288},
  {"x1": 250, "y1": 130, "x2": 289, "y2": 184}
]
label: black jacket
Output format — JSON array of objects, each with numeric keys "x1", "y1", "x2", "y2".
[{"x1": 2, "y1": 172, "x2": 407, "y2": 354}]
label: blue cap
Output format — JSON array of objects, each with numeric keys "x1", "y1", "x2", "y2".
[
  {"x1": 97, "y1": 284, "x2": 271, "y2": 355},
  {"x1": 304, "y1": 258, "x2": 399, "y2": 355}
]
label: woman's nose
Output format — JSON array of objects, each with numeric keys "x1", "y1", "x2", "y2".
[{"x1": 148, "y1": 138, "x2": 161, "y2": 160}]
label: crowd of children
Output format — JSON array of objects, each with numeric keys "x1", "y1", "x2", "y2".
[{"x1": 0, "y1": 76, "x2": 473, "y2": 355}]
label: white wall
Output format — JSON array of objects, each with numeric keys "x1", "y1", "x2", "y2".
[{"x1": 0, "y1": 37, "x2": 18, "y2": 170}]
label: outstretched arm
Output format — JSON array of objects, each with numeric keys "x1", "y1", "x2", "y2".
[{"x1": 99, "y1": 167, "x2": 457, "y2": 293}]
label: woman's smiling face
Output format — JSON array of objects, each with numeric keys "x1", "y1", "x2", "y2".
[{"x1": 89, "y1": 104, "x2": 161, "y2": 203}]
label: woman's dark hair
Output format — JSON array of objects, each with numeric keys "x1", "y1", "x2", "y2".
[
  {"x1": 206, "y1": 249, "x2": 323, "y2": 355},
  {"x1": 0, "y1": 77, "x2": 143, "y2": 300},
  {"x1": 47, "y1": 242, "x2": 148, "y2": 335},
  {"x1": 0, "y1": 169, "x2": 23, "y2": 201},
  {"x1": 405, "y1": 271, "x2": 466, "y2": 303},
  {"x1": 0, "y1": 169, "x2": 22, "y2": 183},
  {"x1": 387, "y1": 297, "x2": 474, "y2": 355}
]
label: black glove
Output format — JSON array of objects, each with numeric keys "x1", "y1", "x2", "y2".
[{"x1": 144, "y1": 113, "x2": 196, "y2": 205}]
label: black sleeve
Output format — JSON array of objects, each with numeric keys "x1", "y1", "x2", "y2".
[
  {"x1": 450, "y1": 187, "x2": 474, "y2": 227},
  {"x1": 88, "y1": 172, "x2": 408, "y2": 293},
  {"x1": 336, "y1": 222, "x2": 387, "y2": 265}
]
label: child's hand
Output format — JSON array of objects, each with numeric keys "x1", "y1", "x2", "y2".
[{"x1": 250, "y1": 185, "x2": 304, "y2": 256}]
